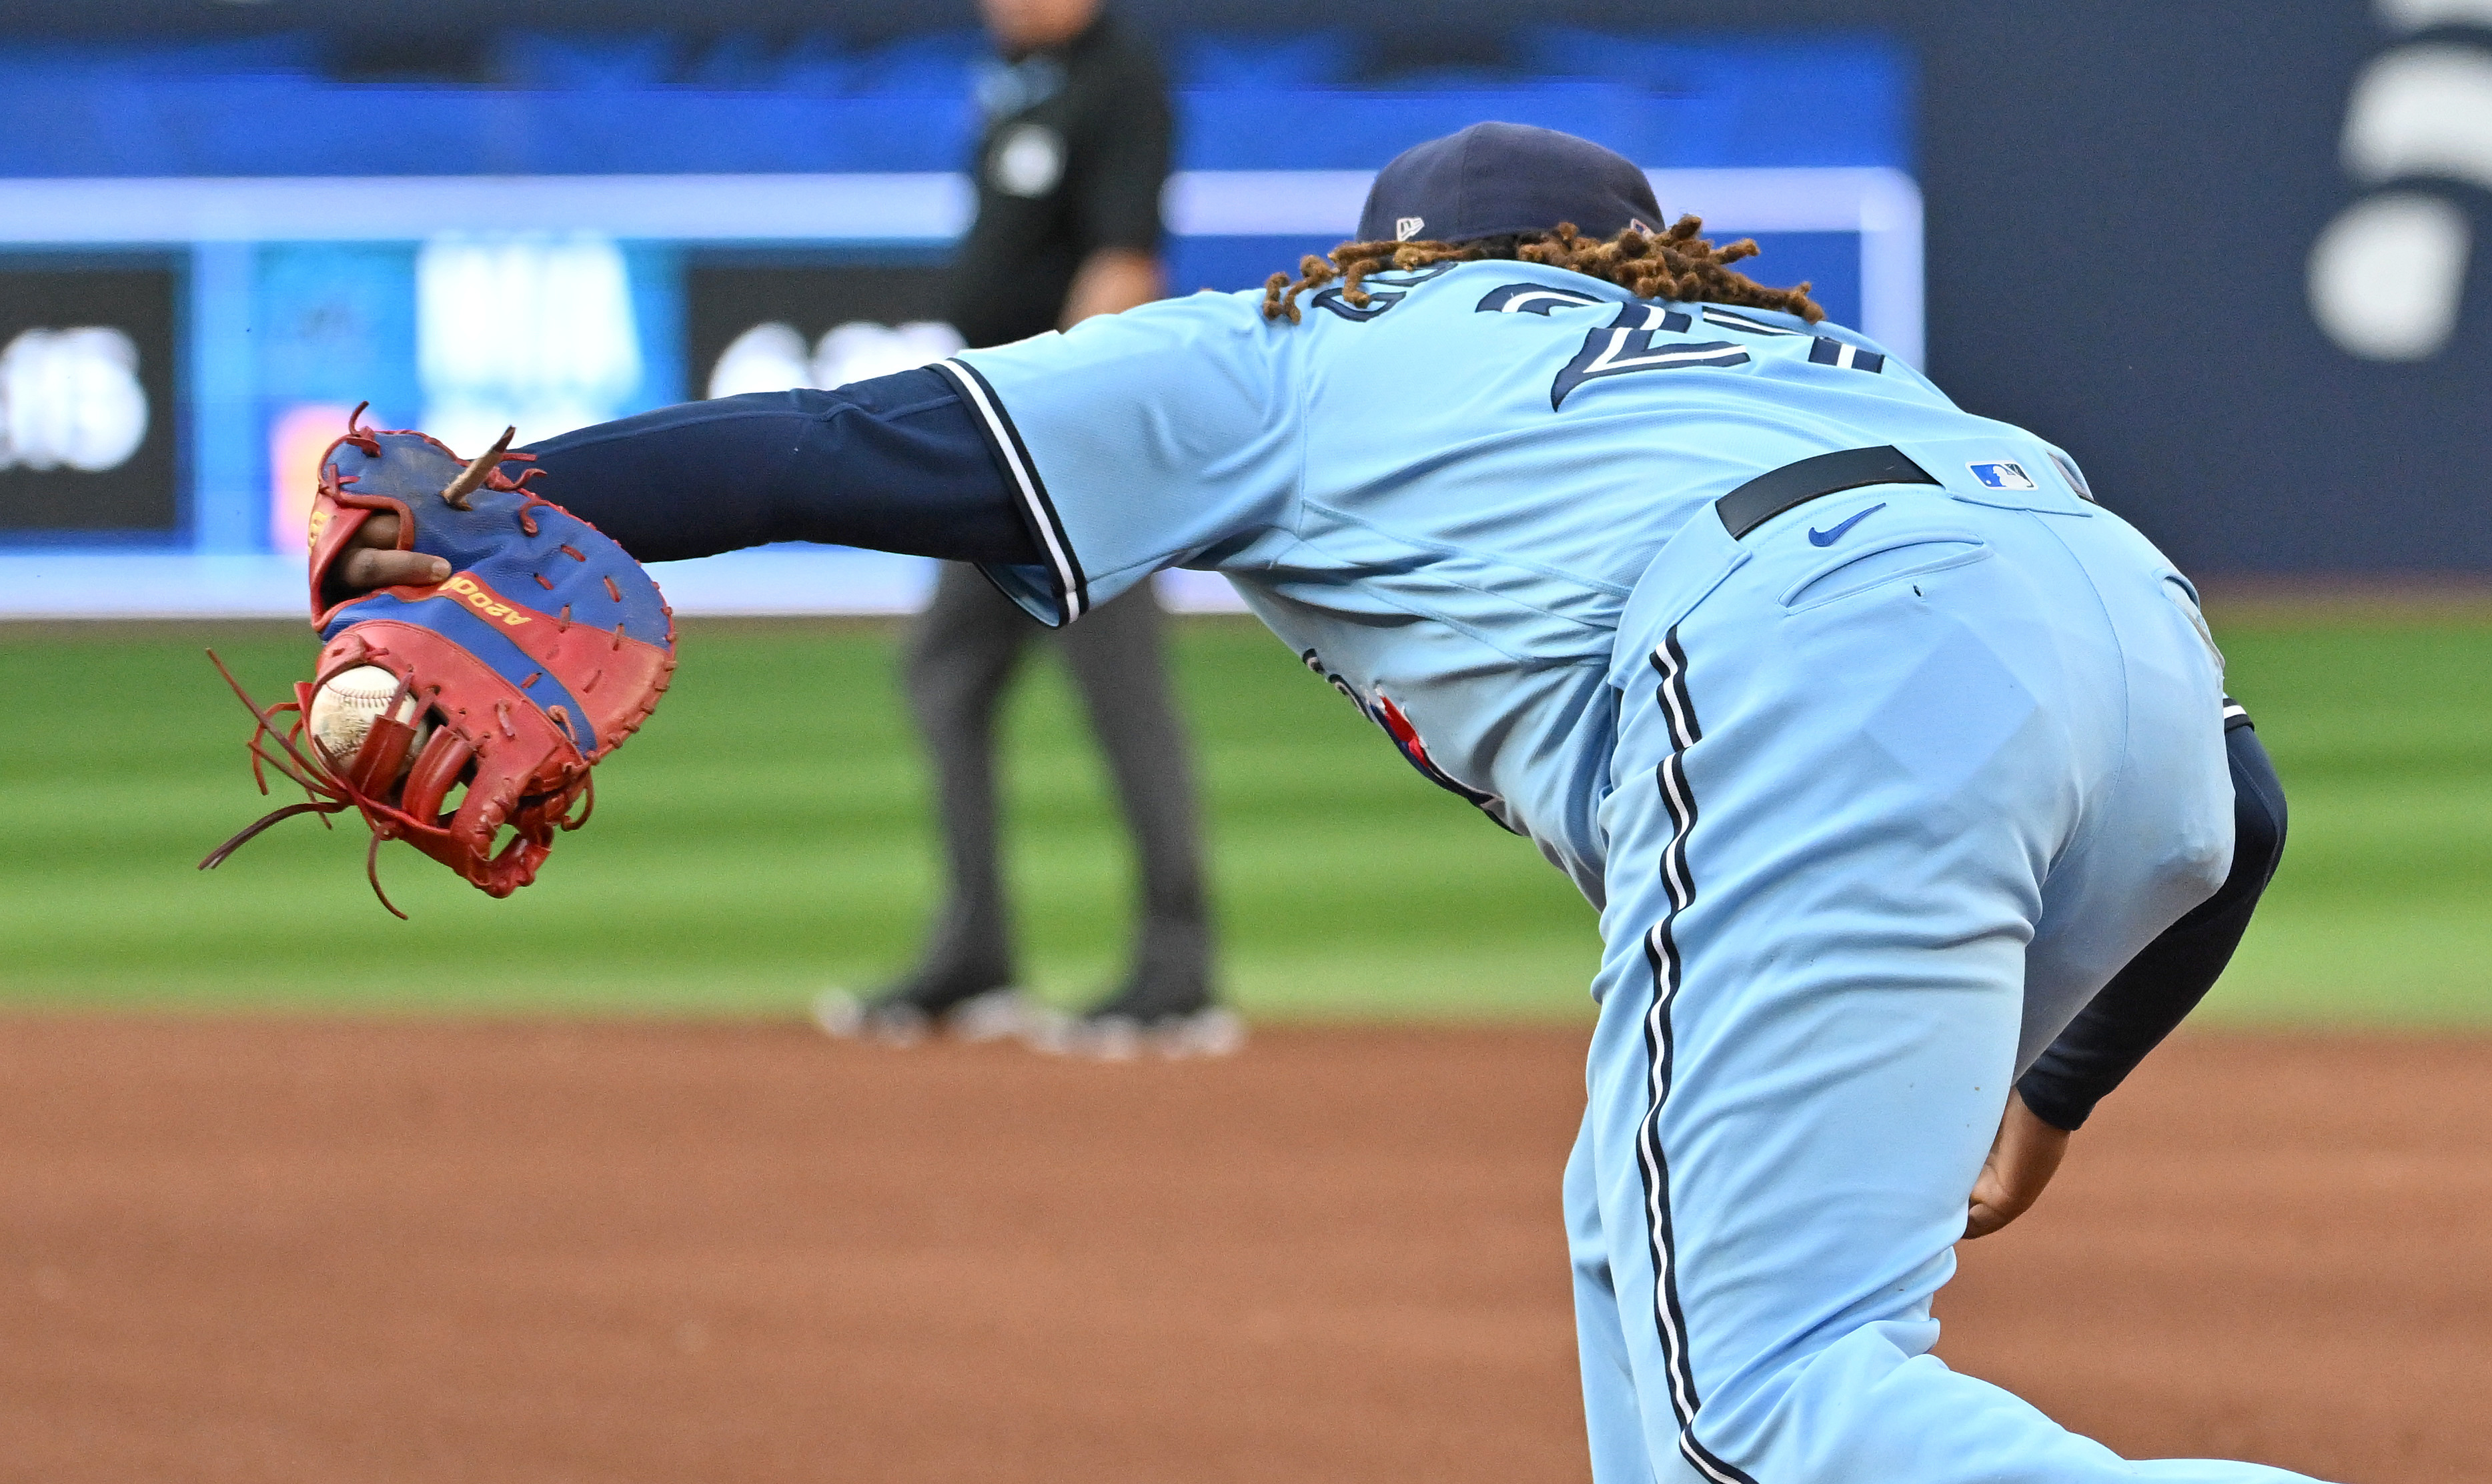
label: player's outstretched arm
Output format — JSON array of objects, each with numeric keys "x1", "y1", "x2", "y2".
[
  {"x1": 325, "y1": 369, "x2": 1038, "y2": 599},
  {"x1": 329, "y1": 289, "x2": 1296, "y2": 633}
]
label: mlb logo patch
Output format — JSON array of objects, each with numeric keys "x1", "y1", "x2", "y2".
[{"x1": 1968, "y1": 461, "x2": 2039, "y2": 491}]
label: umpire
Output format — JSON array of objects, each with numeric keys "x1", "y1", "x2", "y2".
[{"x1": 820, "y1": 0, "x2": 1227, "y2": 1055}]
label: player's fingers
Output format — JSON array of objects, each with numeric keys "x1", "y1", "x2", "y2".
[
  {"x1": 1963, "y1": 1169, "x2": 2028, "y2": 1238},
  {"x1": 338, "y1": 512, "x2": 442, "y2": 589},
  {"x1": 339, "y1": 546, "x2": 450, "y2": 591},
  {"x1": 1961, "y1": 1092, "x2": 2068, "y2": 1240}
]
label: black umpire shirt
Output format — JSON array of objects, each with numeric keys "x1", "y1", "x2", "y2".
[{"x1": 948, "y1": 15, "x2": 1172, "y2": 351}]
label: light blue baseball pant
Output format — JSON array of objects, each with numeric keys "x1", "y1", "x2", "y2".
[{"x1": 1568, "y1": 480, "x2": 2325, "y2": 1483}]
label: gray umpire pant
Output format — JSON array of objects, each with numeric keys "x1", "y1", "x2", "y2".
[{"x1": 900, "y1": 562, "x2": 1211, "y2": 998}]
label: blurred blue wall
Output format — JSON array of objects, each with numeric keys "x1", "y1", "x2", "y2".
[{"x1": 0, "y1": 32, "x2": 1906, "y2": 175}]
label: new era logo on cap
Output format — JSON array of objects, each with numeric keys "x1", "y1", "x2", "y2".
[
  {"x1": 1396, "y1": 216, "x2": 1425, "y2": 241},
  {"x1": 1968, "y1": 461, "x2": 2039, "y2": 490}
]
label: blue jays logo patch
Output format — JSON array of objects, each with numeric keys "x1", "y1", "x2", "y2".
[
  {"x1": 1299, "y1": 648, "x2": 1517, "y2": 832},
  {"x1": 1968, "y1": 461, "x2": 2039, "y2": 491}
]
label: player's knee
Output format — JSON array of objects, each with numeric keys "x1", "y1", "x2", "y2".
[
  {"x1": 2151, "y1": 800, "x2": 2234, "y2": 912},
  {"x1": 1682, "y1": 1313, "x2": 1946, "y2": 1473}
]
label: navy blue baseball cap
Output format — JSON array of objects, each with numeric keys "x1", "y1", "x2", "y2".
[{"x1": 1355, "y1": 122, "x2": 1663, "y2": 245}]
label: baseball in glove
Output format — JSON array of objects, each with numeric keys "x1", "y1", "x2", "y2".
[{"x1": 201, "y1": 409, "x2": 675, "y2": 915}]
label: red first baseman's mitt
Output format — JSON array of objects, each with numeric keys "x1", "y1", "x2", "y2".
[{"x1": 201, "y1": 409, "x2": 675, "y2": 914}]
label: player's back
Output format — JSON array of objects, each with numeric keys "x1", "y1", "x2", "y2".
[
  {"x1": 954, "y1": 259, "x2": 2080, "y2": 900},
  {"x1": 1285, "y1": 260, "x2": 1956, "y2": 603}
]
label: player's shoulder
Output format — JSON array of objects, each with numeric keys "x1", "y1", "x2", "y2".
[
  {"x1": 1109, "y1": 286, "x2": 1277, "y2": 343},
  {"x1": 950, "y1": 287, "x2": 1283, "y2": 405}
]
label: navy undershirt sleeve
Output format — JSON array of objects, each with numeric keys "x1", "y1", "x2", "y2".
[
  {"x1": 513, "y1": 367, "x2": 1038, "y2": 567},
  {"x1": 2016, "y1": 723, "x2": 2289, "y2": 1131}
]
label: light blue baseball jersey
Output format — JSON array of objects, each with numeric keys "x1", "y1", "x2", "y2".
[
  {"x1": 952, "y1": 255, "x2": 2278, "y2": 1484},
  {"x1": 944, "y1": 260, "x2": 2095, "y2": 902}
]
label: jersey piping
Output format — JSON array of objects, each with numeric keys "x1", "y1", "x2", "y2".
[
  {"x1": 1640, "y1": 626, "x2": 1761, "y2": 1484},
  {"x1": 937, "y1": 357, "x2": 1089, "y2": 622}
]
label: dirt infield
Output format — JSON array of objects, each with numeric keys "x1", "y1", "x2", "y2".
[{"x1": 0, "y1": 1022, "x2": 2481, "y2": 1483}]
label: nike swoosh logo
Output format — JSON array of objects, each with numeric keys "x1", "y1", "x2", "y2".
[{"x1": 1808, "y1": 502, "x2": 1886, "y2": 546}]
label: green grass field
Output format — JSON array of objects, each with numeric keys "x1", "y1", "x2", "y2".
[{"x1": 1, "y1": 608, "x2": 2485, "y2": 1024}]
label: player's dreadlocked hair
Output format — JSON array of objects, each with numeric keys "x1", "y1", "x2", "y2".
[{"x1": 1260, "y1": 215, "x2": 1824, "y2": 325}]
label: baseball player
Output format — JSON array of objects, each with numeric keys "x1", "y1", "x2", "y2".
[
  {"x1": 824, "y1": 0, "x2": 1226, "y2": 1052},
  {"x1": 330, "y1": 123, "x2": 2299, "y2": 1483}
]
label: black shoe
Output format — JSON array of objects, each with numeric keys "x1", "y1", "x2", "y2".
[
  {"x1": 1027, "y1": 977, "x2": 1243, "y2": 1060},
  {"x1": 812, "y1": 974, "x2": 1029, "y2": 1047}
]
